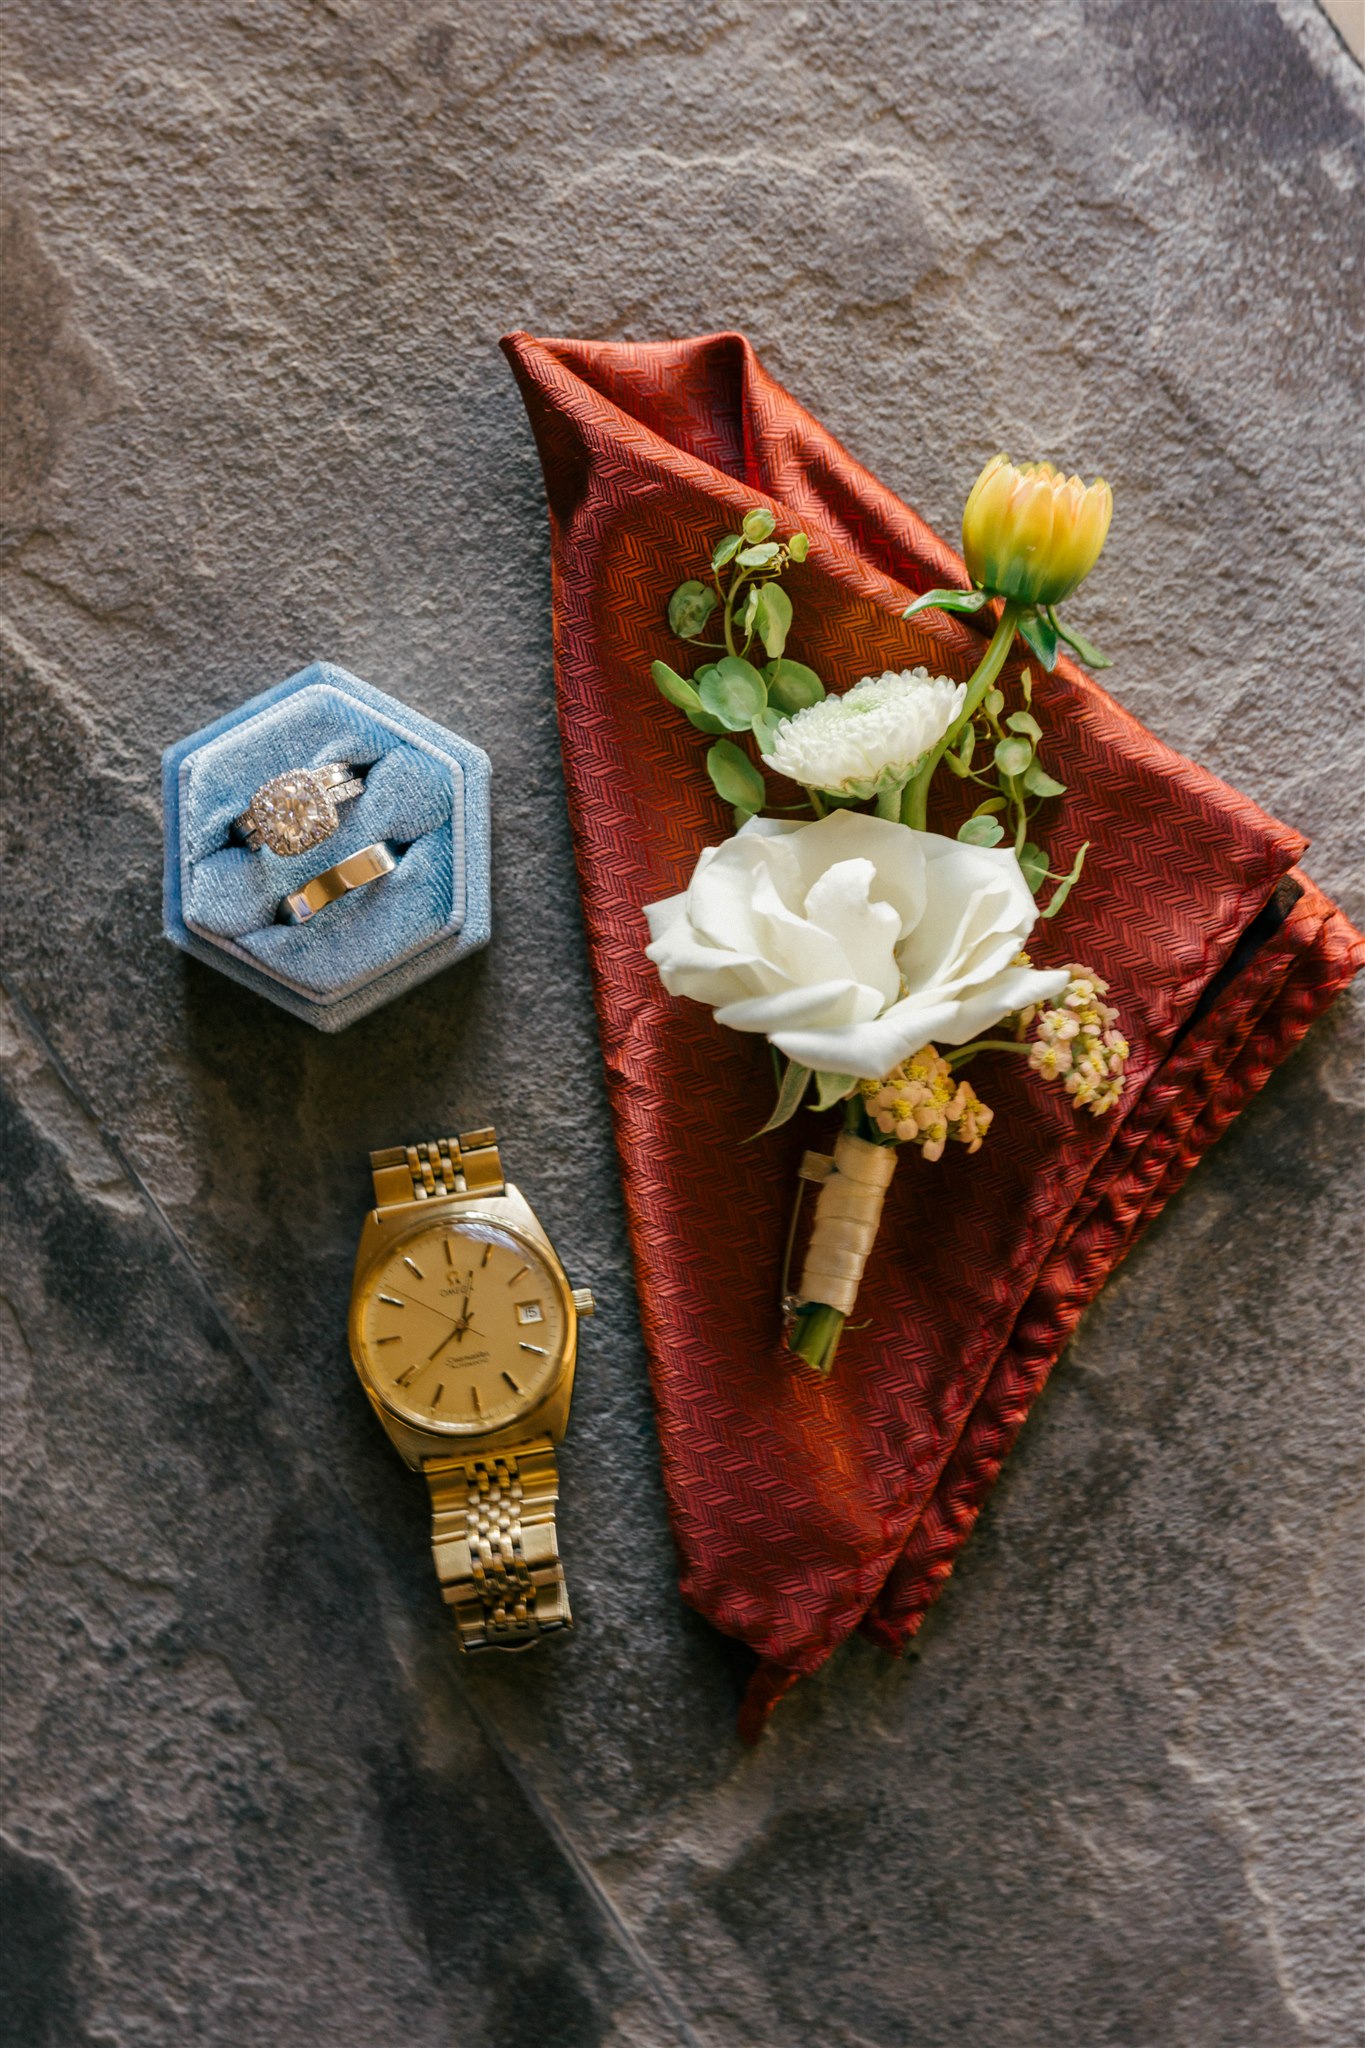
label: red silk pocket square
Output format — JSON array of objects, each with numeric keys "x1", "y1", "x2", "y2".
[{"x1": 502, "y1": 329, "x2": 1363, "y2": 1738}]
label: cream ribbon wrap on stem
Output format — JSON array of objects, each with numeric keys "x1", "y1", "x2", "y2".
[{"x1": 797, "y1": 1131, "x2": 899, "y2": 1315}]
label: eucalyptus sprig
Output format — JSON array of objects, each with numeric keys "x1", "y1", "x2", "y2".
[
  {"x1": 937, "y1": 662, "x2": 1089, "y2": 918},
  {"x1": 650, "y1": 506, "x2": 824, "y2": 824}
]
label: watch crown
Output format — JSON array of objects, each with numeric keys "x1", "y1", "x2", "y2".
[{"x1": 571, "y1": 1286, "x2": 597, "y2": 1318}]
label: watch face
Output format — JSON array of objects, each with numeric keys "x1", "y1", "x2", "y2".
[{"x1": 353, "y1": 1213, "x2": 570, "y2": 1434}]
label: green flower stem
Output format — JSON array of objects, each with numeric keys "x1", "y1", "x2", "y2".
[
  {"x1": 722, "y1": 575, "x2": 740, "y2": 656},
  {"x1": 902, "y1": 600, "x2": 1020, "y2": 831},
  {"x1": 789, "y1": 1302, "x2": 845, "y2": 1376},
  {"x1": 723, "y1": 567, "x2": 760, "y2": 659},
  {"x1": 876, "y1": 781, "x2": 906, "y2": 821},
  {"x1": 1014, "y1": 795, "x2": 1029, "y2": 855}
]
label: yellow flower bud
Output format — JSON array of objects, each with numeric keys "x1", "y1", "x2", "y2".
[{"x1": 962, "y1": 454, "x2": 1113, "y2": 607}]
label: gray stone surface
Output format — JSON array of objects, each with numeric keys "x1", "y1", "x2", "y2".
[{"x1": 1, "y1": 3, "x2": 1361, "y2": 2044}]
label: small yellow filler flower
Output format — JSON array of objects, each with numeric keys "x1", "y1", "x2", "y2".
[
  {"x1": 859, "y1": 1046, "x2": 994, "y2": 1162},
  {"x1": 1027, "y1": 965, "x2": 1130, "y2": 1114},
  {"x1": 962, "y1": 454, "x2": 1113, "y2": 608}
]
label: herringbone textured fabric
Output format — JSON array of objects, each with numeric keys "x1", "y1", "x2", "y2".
[{"x1": 502, "y1": 329, "x2": 1364, "y2": 1737}]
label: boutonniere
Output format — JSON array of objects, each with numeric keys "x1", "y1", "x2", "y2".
[{"x1": 642, "y1": 461, "x2": 1128, "y2": 1375}]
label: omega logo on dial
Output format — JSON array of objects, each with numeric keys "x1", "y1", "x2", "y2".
[{"x1": 356, "y1": 1218, "x2": 567, "y2": 1432}]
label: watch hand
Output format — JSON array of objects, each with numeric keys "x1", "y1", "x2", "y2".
[
  {"x1": 384, "y1": 1292, "x2": 468, "y2": 1329},
  {"x1": 435, "y1": 1326, "x2": 492, "y2": 1358}
]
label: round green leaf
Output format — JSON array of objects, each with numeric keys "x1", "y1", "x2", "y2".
[
  {"x1": 668, "y1": 579, "x2": 718, "y2": 640},
  {"x1": 1023, "y1": 760, "x2": 1067, "y2": 799},
  {"x1": 788, "y1": 532, "x2": 809, "y2": 563},
  {"x1": 971, "y1": 796, "x2": 1007, "y2": 816},
  {"x1": 764, "y1": 659, "x2": 825, "y2": 713},
  {"x1": 754, "y1": 582, "x2": 793, "y2": 658},
  {"x1": 752, "y1": 707, "x2": 786, "y2": 755},
  {"x1": 994, "y1": 735, "x2": 1034, "y2": 778},
  {"x1": 700, "y1": 655, "x2": 768, "y2": 730},
  {"x1": 1018, "y1": 840, "x2": 1049, "y2": 893},
  {"x1": 1006, "y1": 710, "x2": 1041, "y2": 740},
  {"x1": 650, "y1": 660, "x2": 702, "y2": 713},
  {"x1": 688, "y1": 674, "x2": 728, "y2": 731},
  {"x1": 958, "y1": 814, "x2": 1005, "y2": 848},
  {"x1": 737, "y1": 540, "x2": 780, "y2": 568},
  {"x1": 707, "y1": 739, "x2": 766, "y2": 812},
  {"x1": 984, "y1": 688, "x2": 1005, "y2": 718},
  {"x1": 711, "y1": 533, "x2": 741, "y2": 570},
  {"x1": 686, "y1": 705, "x2": 731, "y2": 735},
  {"x1": 742, "y1": 508, "x2": 776, "y2": 544}
]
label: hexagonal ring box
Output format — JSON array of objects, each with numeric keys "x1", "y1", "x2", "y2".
[{"x1": 162, "y1": 662, "x2": 491, "y2": 1030}]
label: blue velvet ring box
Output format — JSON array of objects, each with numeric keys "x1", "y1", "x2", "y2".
[{"x1": 162, "y1": 662, "x2": 491, "y2": 1030}]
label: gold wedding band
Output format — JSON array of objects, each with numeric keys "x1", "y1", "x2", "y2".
[{"x1": 278, "y1": 840, "x2": 399, "y2": 925}]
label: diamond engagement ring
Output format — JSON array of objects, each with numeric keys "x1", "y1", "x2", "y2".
[
  {"x1": 234, "y1": 763, "x2": 366, "y2": 856},
  {"x1": 278, "y1": 840, "x2": 399, "y2": 925}
]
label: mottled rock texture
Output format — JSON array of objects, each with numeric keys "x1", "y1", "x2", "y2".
[{"x1": 1, "y1": 4, "x2": 1361, "y2": 2045}]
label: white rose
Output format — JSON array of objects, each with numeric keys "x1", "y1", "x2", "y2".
[
  {"x1": 643, "y1": 809, "x2": 1069, "y2": 1080},
  {"x1": 760, "y1": 667, "x2": 965, "y2": 801}
]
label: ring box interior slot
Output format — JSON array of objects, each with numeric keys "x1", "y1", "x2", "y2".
[{"x1": 162, "y1": 661, "x2": 491, "y2": 1031}]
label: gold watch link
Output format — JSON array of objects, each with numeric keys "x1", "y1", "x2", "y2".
[
  {"x1": 369, "y1": 1129, "x2": 506, "y2": 1208},
  {"x1": 363, "y1": 1126, "x2": 575, "y2": 1654},
  {"x1": 425, "y1": 1437, "x2": 571, "y2": 1649}
]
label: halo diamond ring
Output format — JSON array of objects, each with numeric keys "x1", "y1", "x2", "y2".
[{"x1": 234, "y1": 762, "x2": 366, "y2": 857}]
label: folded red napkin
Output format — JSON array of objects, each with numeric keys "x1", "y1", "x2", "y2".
[{"x1": 503, "y1": 329, "x2": 1363, "y2": 1738}]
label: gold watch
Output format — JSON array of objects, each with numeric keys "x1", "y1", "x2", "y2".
[{"x1": 348, "y1": 1128, "x2": 594, "y2": 1651}]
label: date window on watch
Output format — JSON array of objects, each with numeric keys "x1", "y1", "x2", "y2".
[{"x1": 516, "y1": 1300, "x2": 544, "y2": 1326}]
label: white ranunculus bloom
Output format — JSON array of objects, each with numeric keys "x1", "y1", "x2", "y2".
[
  {"x1": 760, "y1": 667, "x2": 966, "y2": 800},
  {"x1": 643, "y1": 810, "x2": 1069, "y2": 1080}
]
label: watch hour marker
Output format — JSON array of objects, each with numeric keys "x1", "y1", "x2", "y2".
[
  {"x1": 376, "y1": 1334, "x2": 400, "y2": 1346},
  {"x1": 469, "y1": 1386, "x2": 482, "y2": 1413},
  {"x1": 379, "y1": 1292, "x2": 404, "y2": 1307},
  {"x1": 520, "y1": 1342, "x2": 547, "y2": 1356},
  {"x1": 481, "y1": 1243, "x2": 492, "y2": 1267},
  {"x1": 507, "y1": 1265, "x2": 530, "y2": 1286},
  {"x1": 502, "y1": 1371, "x2": 523, "y2": 1394},
  {"x1": 397, "y1": 1362, "x2": 422, "y2": 1386},
  {"x1": 431, "y1": 1382, "x2": 444, "y2": 1408},
  {"x1": 444, "y1": 1239, "x2": 454, "y2": 1266},
  {"x1": 403, "y1": 1256, "x2": 424, "y2": 1279}
]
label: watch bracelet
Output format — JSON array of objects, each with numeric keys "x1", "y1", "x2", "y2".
[
  {"x1": 425, "y1": 1437, "x2": 572, "y2": 1651},
  {"x1": 369, "y1": 1129, "x2": 505, "y2": 1208},
  {"x1": 369, "y1": 1128, "x2": 573, "y2": 1652}
]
